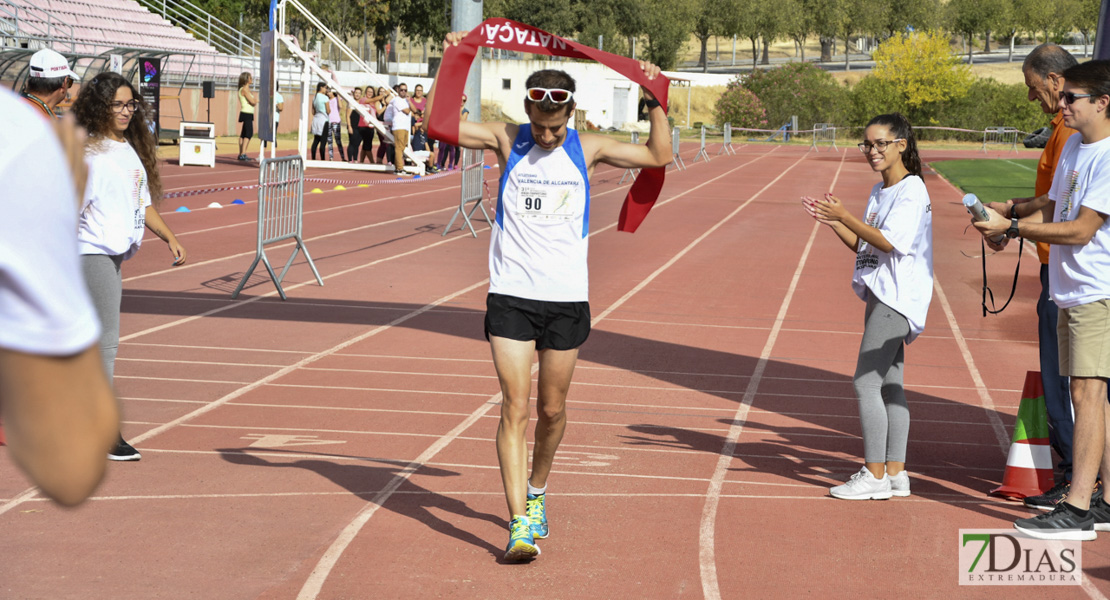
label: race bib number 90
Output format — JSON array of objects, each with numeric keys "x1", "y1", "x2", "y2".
[{"x1": 516, "y1": 186, "x2": 574, "y2": 221}]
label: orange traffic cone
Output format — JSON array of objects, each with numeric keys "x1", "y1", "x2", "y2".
[{"x1": 990, "y1": 371, "x2": 1054, "y2": 500}]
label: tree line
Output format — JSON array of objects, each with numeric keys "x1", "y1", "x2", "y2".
[{"x1": 189, "y1": 0, "x2": 1100, "y2": 71}]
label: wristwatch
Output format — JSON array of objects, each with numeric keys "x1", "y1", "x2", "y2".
[
  {"x1": 1006, "y1": 217, "x2": 1020, "y2": 239},
  {"x1": 1009, "y1": 203, "x2": 1018, "y2": 219}
]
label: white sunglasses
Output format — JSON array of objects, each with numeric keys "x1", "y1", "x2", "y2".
[{"x1": 526, "y1": 87, "x2": 573, "y2": 104}]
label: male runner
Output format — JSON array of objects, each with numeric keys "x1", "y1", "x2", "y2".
[{"x1": 427, "y1": 31, "x2": 672, "y2": 561}]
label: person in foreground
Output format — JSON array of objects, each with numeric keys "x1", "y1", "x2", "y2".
[
  {"x1": 73, "y1": 72, "x2": 187, "y2": 461},
  {"x1": 974, "y1": 60, "x2": 1110, "y2": 542},
  {"x1": 803, "y1": 113, "x2": 934, "y2": 501},
  {"x1": 426, "y1": 32, "x2": 672, "y2": 561},
  {"x1": 0, "y1": 87, "x2": 119, "y2": 505}
]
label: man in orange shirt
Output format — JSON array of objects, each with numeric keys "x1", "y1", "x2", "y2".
[
  {"x1": 21, "y1": 48, "x2": 78, "y2": 119},
  {"x1": 990, "y1": 44, "x2": 1085, "y2": 509}
]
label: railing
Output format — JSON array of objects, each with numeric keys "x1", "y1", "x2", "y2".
[
  {"x1": 0, "y1": 0, "x2": 76, "y2": 52},
  {"x1": 135, "y1": 0, "x2": 258, "y2": 58}
]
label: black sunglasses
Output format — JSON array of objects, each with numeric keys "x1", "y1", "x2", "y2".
[{"x1": 1059, "y1": 91, "x2": 1095, "y2": 105}]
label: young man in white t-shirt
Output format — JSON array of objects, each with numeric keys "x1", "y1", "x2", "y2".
[
  {"x1": 976, "y1": 59, "x2": 1110, "y2": 541},
  {"x1": 388, "y1": 83, "x2": 412, "y2": 175},
  {"x1": 0, "y1": 88, "x2": 120, "y2": 506}
]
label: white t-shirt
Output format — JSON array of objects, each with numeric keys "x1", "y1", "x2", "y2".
[
  {"x1": 388, "y1": 96, "x2": 411, "y2": 132},
  {"x1": 0, "y1": 89, "x2": 100, "y2": 355},
  {"x1": 490, "y1": 127, "x2": 591, "y2": 302},
  {"x1": 1047, "y1": 133, "x2": 1110, "y2": 308},
  {"x1": 850, "y1": 175, "x2": 934, "y2": 343},
  {"x1": 78, "y1": 139, "x2": 152, "y2": 260}
]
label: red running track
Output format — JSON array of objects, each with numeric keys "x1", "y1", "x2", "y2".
[{"x1": 2, "y1": 142, "x2": 1105, "y2": 599}]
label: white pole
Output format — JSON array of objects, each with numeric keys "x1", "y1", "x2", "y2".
[{"x1": 731, "y1": 35, "x2": 736, "y2": 66}]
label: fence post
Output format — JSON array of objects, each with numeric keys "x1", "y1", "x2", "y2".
[
  {"x1": 717, "y1": 123, "x2": 735, "y2": 155},
  {"x1": 670, "y1": 126, "x2": 686, "y2": 170},
  {"x1": 231, "y1": 156, "x2": 322, "y2": 300},
  {"x1": 442, "y1": 148, "x2": 493, "y2": 237},
  {"x1": 693, "y1": 125, "x2": 710, "y2": 163}
]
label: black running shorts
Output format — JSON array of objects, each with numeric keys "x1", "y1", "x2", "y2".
[{"x1": 484, "y1": 293, "x2": 591, "y2": 351}]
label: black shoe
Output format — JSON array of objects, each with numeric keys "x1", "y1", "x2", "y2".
[
  {"x1": 1024, "y1": 480, "x2": 1071, "y2": 511},
  {"x1": 1014, "y1": 502, "x2": 1096, "y2": 541},
  {"x1": 108, "y1": 436, "x2": 142, "y2": 461},
  {"x1": 1089, "y1": 498, "x2": 1110, "y2": 532}
]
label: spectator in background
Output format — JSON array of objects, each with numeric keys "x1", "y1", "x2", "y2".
[
  {"x1": 410, "y1": 84, "x2": 433, "y2": 155},
  {"x1": 326, "y1": 88, "x2": 346, "y2": 161},
  {"x1": 237, "y1": 71, "x2": 257, "y2": 161},
  {"x1": 388, "y1": 82, "x2": 412, "y2": 175},
  {"x1": 373, "y1": 86, "x2": 391, "y2": 164},
  {"x1": 410, "y1": 121, "x2": 437, "y2": 173},
  {"x1": 436, "y1": 94, "x2": 468, "y2": 171},
  {"x1": 356, "y1": 86, "x2": 380, "y2": 164},
  {"x1": 73, "y1": 71, "x2": 188, "y2": 462},
  {"x1": 346, "y1": 87, "x2": 363, "y2": 163},
  {"x1": 0, "y1": 87, "x2": 119, "y2": 506},
  {"x1": 21, "y1": 48, "x2": 78, "y2": 119},
  {"x1": 310, "y1": 82, "x2": 329, "y2": 161}
]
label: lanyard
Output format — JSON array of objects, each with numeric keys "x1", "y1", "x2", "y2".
[
  {"x1": 428, "y1": 18, "x2": 670, "y2": 233},
  {"x1": 22, "y1": 92, "x2": 57, "y2": 118}
]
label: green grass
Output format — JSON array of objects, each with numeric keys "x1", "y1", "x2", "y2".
[{"x1": 929, "y1": 158, "x2": 1039, "y2": 204}]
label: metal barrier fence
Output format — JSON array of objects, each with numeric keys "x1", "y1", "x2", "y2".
[
  {"x1": 442, "y1": 148, "x2": 493, "y2": 237},
  {"x1": 619, "y1": 131, "x2": 640, "y2": 184},
  {"x1": 231, "y1": 156, "x2": 323, "y2": 300},
  {"x1": 982, "y1": 126, "x2": 1020, "y2": 153},
  {"x1": 810, "y1": 123, "x2": 838, "y2": 151},
  {"x1": 717, "y1": 123, "x2": 736, "y2": 156},
  {"x1": 670, "y1": 126, "x2": 686, "y2": 170},
  {"x1": 693, "y1": 125, "x2": 710, "y2": 163}
]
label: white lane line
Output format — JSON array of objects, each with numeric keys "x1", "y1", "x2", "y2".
[
  {"x1": 296, "y1": 151, "x2": 780, "y2": 599},
  {"x1": 10, "y1": 489, "x2": 1014, "y2": 504},
  {"x1": 121, "y1": 341, "x2": 313, "y2": 354},
  {"x1": 1003, "y1": 159, "x2": 1036, "y2": 172},
  {"x1": 931, "y1": 280, "x2": 1011, "y2": 453},
  {"x1": 700, "y1": 148, "x2": 841, "y2": 600},
  {"x1": 114, "y1": 375, "x2": 254, "y2": 384},
  {"x1": 266, "y1": 383, "x2": 492, "y2": 397},
  {"x1": 118, "y1": 357, "x2": 286, "y2": 368}
]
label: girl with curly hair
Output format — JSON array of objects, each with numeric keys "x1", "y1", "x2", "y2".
[{"x1": 73, "y1": 71, "x2": 188, "y2": 461}]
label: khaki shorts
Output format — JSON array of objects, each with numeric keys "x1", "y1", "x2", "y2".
[{"x1": 1058, "y1": 299, "x2": 1110, "y2": 378}]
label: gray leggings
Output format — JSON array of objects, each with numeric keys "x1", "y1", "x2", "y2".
[
  {"x1": 81, "y1": 254, "x2": 123, "y2": 383},
  {"x1": 853, "y1": 293, "x2": 911, "y2": 464}
]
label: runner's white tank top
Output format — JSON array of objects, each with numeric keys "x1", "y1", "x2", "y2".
[{"x1": 489, "y1": 126, "x2": 591, "y2": 302}]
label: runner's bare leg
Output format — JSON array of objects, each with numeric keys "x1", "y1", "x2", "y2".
[
  {"x1": 491, "y1": 335, "x2": 536, "y2": 517},
  {"x1": 528, "y1": 348, "x2": 577, "y2": 489}
]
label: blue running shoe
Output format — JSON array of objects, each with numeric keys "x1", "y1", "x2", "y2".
[
  {"x1": 526, "y1": 493, "x2": 548, "y2": 539},
  {"x1": 504, "y1": 515, "x2": 540, "y2": 562}
]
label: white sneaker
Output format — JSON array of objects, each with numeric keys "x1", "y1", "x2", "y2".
[
  {"x1": 889, "y1": 471, "x2": 910, "y2": 497},
  {"x1": 830, "y1": 466, "x2": 892, "y2": 500}
]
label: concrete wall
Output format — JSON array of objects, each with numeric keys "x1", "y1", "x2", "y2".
[{"x1": 162, "y1": 88, "x2": 304, "y2": 138}]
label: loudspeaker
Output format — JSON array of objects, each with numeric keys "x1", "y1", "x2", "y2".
[{"x1": 202, "y1": 81, "x2": 215, "y2": 99}]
